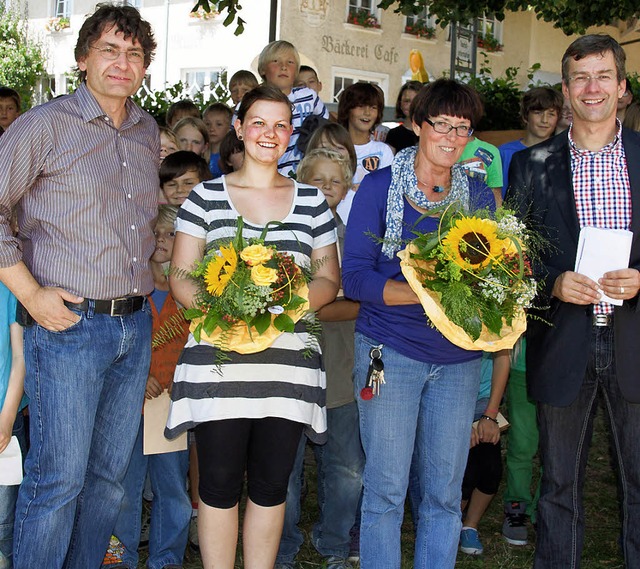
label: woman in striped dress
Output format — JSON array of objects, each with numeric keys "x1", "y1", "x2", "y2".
[{"x1": 167, "y1": 85, "x2": 339, "y2": 569}]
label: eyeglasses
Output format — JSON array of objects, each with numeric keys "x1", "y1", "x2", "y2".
[
  {"x1": 425, "y1": 118, "x2": 473, "y2": 138},
  {"x1": 568, "y1": 73, "x2": 615, "y2": 87},
  {"x1": 90, "y1": 46, "x2": 145, "y2": 64}
]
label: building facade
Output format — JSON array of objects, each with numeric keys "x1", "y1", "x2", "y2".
[{"x1": 14, "y1": 0, "x2": 640, "y2": 111}]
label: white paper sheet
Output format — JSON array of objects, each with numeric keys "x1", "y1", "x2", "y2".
[
  {"x1": 575, "y1": 227, "x2": 633, "y2": 306},
  {"x1": 143, "y1": 391, "x2": 188, "y2": 455},
  {"x1": 0, "y1": 436, "x2": 23, "y2": 485}
]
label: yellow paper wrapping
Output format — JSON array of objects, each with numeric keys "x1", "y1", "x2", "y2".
[
  {"x1": 398, "y1": 244, "x2": 526, "y2": 352},
  {"x1": 190, "y1": 282, "x2": 310, "y2": 354}
]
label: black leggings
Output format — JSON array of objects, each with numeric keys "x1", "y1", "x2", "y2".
[
  {"x1": 461, "y1": 440, "x2": 503, "y2": 501},
  {"x1": 194, "y1": 417, "x2": 304, "y2": 509}
]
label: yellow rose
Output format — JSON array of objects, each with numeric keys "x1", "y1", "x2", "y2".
[
  {"x1": 240, "y1": 244, "x2": 273, "y2": 266},
  {"x1": 251, "y1": 264, "x2": 278, "y2": 287}
]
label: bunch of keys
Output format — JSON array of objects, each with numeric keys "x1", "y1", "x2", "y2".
[{"x1": 360, "y1": 345, "x2": 385, "y2": 401}]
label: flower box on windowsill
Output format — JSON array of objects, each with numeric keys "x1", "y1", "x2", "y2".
[
  {"x1": 45, "y1": 17, "x2": 70, "y2": 33},
  {"x1": 404, "y1": 24, "x2": 436, "y2": 40},
  {"x1": 477, "y1": 35, "x2": 503, "y2": 52},
  {"x1": 346, "y1": 7, "x2": 381, "y2": 29}
]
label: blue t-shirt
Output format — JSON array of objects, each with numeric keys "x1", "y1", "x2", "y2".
[
  {"x1": 0, "y1": 283, "x2": 17, "y2": 411},
  {"x1": 498, "y1": 139, "x2": 527, "y2": 197},
  {"x1": 209, "y1": 152, "x2": 223, "y2": 179},
  {"x1": 342, "y1": 167, "x2": 495, "y2": 364}
]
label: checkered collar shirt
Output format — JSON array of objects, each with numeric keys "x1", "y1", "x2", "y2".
[{"x1": 569, "y1": 120, "x2": 631, "y2": 314}]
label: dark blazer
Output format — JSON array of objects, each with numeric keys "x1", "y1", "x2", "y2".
[{"x1": 506, "y1": 128, "x2": 640, "y2": 406}]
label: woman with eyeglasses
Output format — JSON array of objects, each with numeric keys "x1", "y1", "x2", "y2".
[{"x1": 342, "y1": 78, "x2": 496, "y2": 569}]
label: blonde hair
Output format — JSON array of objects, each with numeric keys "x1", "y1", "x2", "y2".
[
  {"x1": 258, "y1": 40, "x2": 300, "y2": 80},
  {"x1": 159, "y1": 126, "x2": 178, "y2": 147},
  {"x1": 156, "y1": 204, "x2": 179, "y2": 227},
  {"x1": 297, "y1": 148, "x2": 353, "y2": 190}
]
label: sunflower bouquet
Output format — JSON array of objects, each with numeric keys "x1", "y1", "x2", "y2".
[
  {"x1": 397, "y1": 204, "x2": 537, "y2": 351},
  {"x1": 183, "y1": 217, "x2": 310, "y2": 354}
]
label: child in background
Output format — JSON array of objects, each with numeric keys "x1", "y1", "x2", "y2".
[
  {"x1": 104, "y1": 206, "x2": 191, "y2": 569},
  {"x1": 219, "y1": 130, "x2": 244, "y2": 174},
  {"x1": 386, "y1": 81, "x2": 422, "y2": 154},
  {"x1": 228, "y1": 70, "x2": 259, "y2": 106},
  {"x1": 275, "y1": 149, "x2": 363, "y2": 569},
  {"x1": 202, "y1": 103, "x2": 232, "y2": 178},
  {"x1": 160, "y1": 151, "x2": 211, "y2": 207},
  {"x1": 458, "y1": 350, "x2": 510, "y2": 556},
  {"x1": 166, "y1": 99, "x2": 201, "y2": 129},
  {"x1": 306, "y1": 122, "x2": 357, "y2": 177},
  {"x1": 296, "y1": 65, "x2": 323, "y2": 94},
  {"x1": 173, "y1": 117, "x2": 209, "y2": 160},
  {"x1": 0, "y1": 87, "x2": 21, "y2": 136},
  {"x1": 255, "y1": 40, "x2": 329, "y2": 176},
  {"x1": 159, "y1": 126, "x2": 179, "y2": 162},
  {"x1": 499, "y1": 87, "x2": 563, "y2": 197},
  {"x1": 336, "y1": 82, "x2": 394, "y2": 222},
  {"x1": 0, "y1": 208, "x2": 27, "y2": 568}
]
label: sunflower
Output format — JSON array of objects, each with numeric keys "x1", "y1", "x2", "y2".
[
  {"x1": 204, "y1": 244, "x2": 238, "y2": 296},
  {"x1": 442, "y1": 216, "x2": 504, "y2": 270}
]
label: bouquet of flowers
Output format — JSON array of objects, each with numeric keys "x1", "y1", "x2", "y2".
[
  {"x1": 397, "y1": 205, "x2": 537, "y2": 351},
  {"x1": 182, "y1": 217, "x2": 310, "y2": 354}
]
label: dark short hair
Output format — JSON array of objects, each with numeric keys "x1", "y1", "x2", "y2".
[
  {"x1": 298, "y1": 65, "x2": 318, "y2": 79},
  {"x1": 0, "y1": 87, "x2": 20, "y2": 110},
  {"x1": 166, "y1": 99, "x2": 201, "y2": 127},
  {"x1": 219, "y1": 130, "x2": 244, "y2": 174},
  {"x1": 395, "y1": 81, "x2": 423, "y2": 119},
  {"x1": 75, "y1": 3, "x2": 156, "y2": 81},
  {"x1": 520, "y1": 87, "x2": 564, "y2": 123},
  {"x1": 410, "y1": 79, "x2": 484, "y2": 128},
  {"x1": 337, "y1": 82, "x2": 384, "y2": 130},
  {"x1": 203, "y1": 102, "x2": 232, "y2": 120},
  {"x1": 159, "y1": 150, "x2": 211, "y2": 186},
  {"x1": 561, "y1": 34, "x2": 626, "y2": 83},
  {"x1": 236, "y1": 84, "x2": 293, "y2": 123}
]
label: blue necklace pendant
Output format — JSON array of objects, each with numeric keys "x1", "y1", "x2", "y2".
[{"x1": 432, "y1": 185, "x2": 444, "y2": 193}]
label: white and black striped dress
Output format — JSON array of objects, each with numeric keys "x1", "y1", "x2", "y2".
[{"x1": 165, "y1": 177, "x2": 337, "y2": 443}]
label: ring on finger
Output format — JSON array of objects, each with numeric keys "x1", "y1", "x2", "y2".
[{"x1": 621, "y1": 286, "x2": 625, "y2": 294}]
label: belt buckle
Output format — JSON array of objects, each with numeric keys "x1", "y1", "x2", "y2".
[
  {"x1": 110, "y1": 297, "x2": 130, "y2": 317},
  {"x1": 593, "y1": 313, "x2": 611, "y2": 327}
]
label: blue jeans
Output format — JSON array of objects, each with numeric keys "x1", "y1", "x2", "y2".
[
  {"x1": 277, "y1": 401, "x2": 364, "y2": 563},
  {"x1": 13, "y1": 303, "x2": 152, "y2": 569},
  {"x1": 0, "y1": 412, "x2": 27, "y2": 569},
  {"x1": 535, "y1": 325, "x2": 640, "y2": 569},
  {"x1": 354, "y1": 333, "x2": 480, "y2": 569},
  {"x1": 111, "y1": 417, "x2": 190, "y2": 569}
]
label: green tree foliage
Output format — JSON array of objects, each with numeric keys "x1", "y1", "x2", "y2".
[
  {"x1": 0, "y1": 4, "x2": 47, "y2": 111},
  {"x1": 378, "y1": 0, "x2": 639, "y2": 36},
  {"x1": 134, "y1": 76, "x2": 230, "y2": 125},
  {"x1": 193, "y1": 0, "x2": 639, "y2": 36},
  {"x1": 468, "y1": 58, "x2": 543, "y2": 130}
]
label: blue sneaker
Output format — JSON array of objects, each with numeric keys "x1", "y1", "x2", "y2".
[{"x1": 460, "y1": 527, "x2": 484, "y2": 555}]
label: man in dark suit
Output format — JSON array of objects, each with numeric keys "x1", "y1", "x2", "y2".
[{"x1": 508, "y1": 34, "x2": 640, "y2": 568}]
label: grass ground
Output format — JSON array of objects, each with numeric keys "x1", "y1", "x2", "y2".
[{"x1": 143, "y1": 407, "x2": 623, "y2": 568}]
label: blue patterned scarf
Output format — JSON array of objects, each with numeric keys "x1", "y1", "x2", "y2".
[{"x1": 382, "y1": 146, "x2": 469, "y2": 259}]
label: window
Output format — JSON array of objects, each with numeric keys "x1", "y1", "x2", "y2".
[
  {"x1": 182, "y1": 69, "x2": 225, "y2": 100},
  {"x1": 347, "y1": 0, "x2": 381, "y2": 28},
  {"x1": 404, "y1": 7, "x2": 437, "y2": 39},
  {"x1": 447, "y1": 15, "x2": 502, "y2": 43},
  {"x1": 477, "y1": 14, "x2": 502, "y2": 42},
  {"x1": 53, "y1": 0, "x2": 71, "y2": 18},
  {"x1": 123, "y1": 0, "x2": 142, "y2": 7},
  {"x1": 331, "y1": 67, "x2": 388, "y2": 103}
]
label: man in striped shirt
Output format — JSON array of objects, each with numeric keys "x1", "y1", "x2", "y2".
[
  {"x1": 0, "y1": 5, "x2": 159, "y2": 568},
  {"x1": 507, "y1": 35, "x2": 640, "y2": 568}
]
